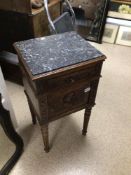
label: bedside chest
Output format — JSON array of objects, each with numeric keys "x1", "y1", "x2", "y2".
[{"x1": 14, "y1": 32, "x2": 106, "y2": 152}]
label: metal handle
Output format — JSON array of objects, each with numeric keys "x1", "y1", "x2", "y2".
[
  {"x1": 43, "y1": 0, "x2": 75, "y2": 34},
  {"x1": 84, "y1": 87, "x2": 91, "y2": 93},
  {"x1": 63, "y1": 0, "x2": 76, "y2": 26},
  {"x1": 43, "y1": 0, "x2": 56, "y2": 34}
]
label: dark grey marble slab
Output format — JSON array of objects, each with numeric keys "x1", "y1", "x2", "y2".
[{"x1": 15, "y1": 32, "x2": 104, "y2": 76}]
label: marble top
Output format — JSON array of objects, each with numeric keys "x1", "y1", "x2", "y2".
[{"x1": 15, "y1": 32, "x2": 104, "y2": 76}]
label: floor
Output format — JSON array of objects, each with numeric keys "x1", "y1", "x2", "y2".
[{"x1": 0, "y1": 42, "x2": 131, "y2": 175}]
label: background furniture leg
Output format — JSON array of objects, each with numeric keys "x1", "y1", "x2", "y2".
[
  {"x1": 24, "y1": 91, "x2": 37, "y2": 125},
  {"x1": 0, "y1": 94, "x2": 23, "y2": 175},
  {"x1": 82, "y1": 106, "x2": 92, "y2": 136},
  {"x1": 40, "y1": 124, "x2": 49, "y2": 153}
]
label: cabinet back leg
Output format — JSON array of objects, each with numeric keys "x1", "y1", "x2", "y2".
[
  {"x1": 40, "y1": 124, "x2": 49, "y2": 153},
  {"x1": 82, "y1": 106, "x2": 92, "y2": 136}
]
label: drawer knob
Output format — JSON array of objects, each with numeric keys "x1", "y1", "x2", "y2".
[
  {"x1": 84, "y1": 87, "x2": 91, "y2": 93},
  {"x1": 65, "y1": 78, "x2": 75, "y2": 84}
]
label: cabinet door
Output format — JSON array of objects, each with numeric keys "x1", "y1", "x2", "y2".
[{"x1": 47, "y1": 83, "x2": 91, "y2": 121}]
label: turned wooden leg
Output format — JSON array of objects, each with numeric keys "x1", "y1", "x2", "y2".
[
  {"x1": 40, "y1": 124, "x2": 49, "y2": 153},
  {"x1": 28, "y1": 99, "x2": 37, "y2": 125},
  {"x1": 82, "y1": 106, "x2": 92, "y2": 136},
  {"x1": 24, "y1": 91, "x2": 37, "y2": 125}
]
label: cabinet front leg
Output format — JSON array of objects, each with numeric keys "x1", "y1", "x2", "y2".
[
  {"x1": 82, "y1": 106, "x2": 92, "y2": 136},
  {"x1": 40, "y1": 124, "x2": 49, "y2": 153}
]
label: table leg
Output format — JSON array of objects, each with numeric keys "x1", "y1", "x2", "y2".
[
  {"x1": 40, "y1": 124, "x2": 49, "y2": 153},
  {"x1": 28, "y1": 98, "x2": 37, "y2": 125},
  {"x1": 82, "y1": 106, "x2": 92, "y2": 136},
  {"x1": 24, "y1": 91, "x2": 37, "y2": 125}
]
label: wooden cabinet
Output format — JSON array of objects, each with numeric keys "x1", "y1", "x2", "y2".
[
  {"x1": 0, "y1": 0, "x2": 60, "y2": 52},
  {"x1": 14, "y1": 32, "x2": 106, "y2": 152}
]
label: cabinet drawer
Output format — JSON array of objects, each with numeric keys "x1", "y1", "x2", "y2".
[
  {"x1": 47, "y1": 84, "x2": 91, "y2": 119},
  {"x1": 47, "y1": 63, "x2": 101, "y2": 91}
]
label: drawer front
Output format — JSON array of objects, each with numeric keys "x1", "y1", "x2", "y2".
[
  {"x1": 47, "y1": 63, "x2": 101, "y2": 91},
  {"x1": 47, "y1": 84, "x2": 91, "y2": 119}
]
